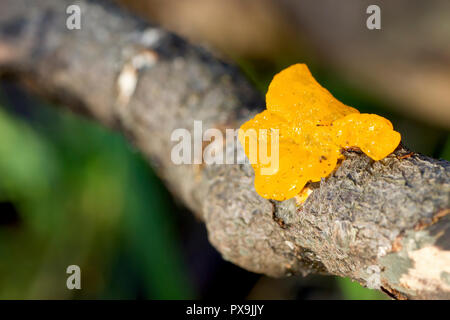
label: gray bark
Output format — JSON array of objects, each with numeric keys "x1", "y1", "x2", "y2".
[{"x1": 0, "y1": 0, "x2": 449, "y2": 299}]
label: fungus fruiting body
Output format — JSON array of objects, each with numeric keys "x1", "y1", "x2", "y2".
[{"x1": 238, "y1": 64, "x2": 401, "y2": 201}]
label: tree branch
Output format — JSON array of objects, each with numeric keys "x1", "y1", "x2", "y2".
[{"x1": 1, "y1": 0, "x2": 449, "y2": 299}]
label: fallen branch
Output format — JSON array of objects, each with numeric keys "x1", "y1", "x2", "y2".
[{"x1": 1, "y1": 0, "x2": 449, "y2": 299}]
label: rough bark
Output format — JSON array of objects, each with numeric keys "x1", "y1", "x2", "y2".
[{"x1": 0, "y1": 0, "x2": 449, "y2": 299}]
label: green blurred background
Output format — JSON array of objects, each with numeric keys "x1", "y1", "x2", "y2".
[{"x1": 0, "y1": 0, "x2": 449, "y2": 299}]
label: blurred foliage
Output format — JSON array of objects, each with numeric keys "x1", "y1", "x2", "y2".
[
  {"x1": 0, "y1": 93, "x2": 193, "y2": 299},
  {"x1": 337, "y1": 277, "x2": 387, "y2": 300},
  {"x1": 440, "y1": 137, "x2": 450, "y2": 161}
]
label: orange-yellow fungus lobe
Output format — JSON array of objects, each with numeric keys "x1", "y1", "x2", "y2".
[
  {"x1": 332, "y1": 113, "x2": 401, "y2": 161},
  {"x1": 266, "y1": 64, "x2": 359, "y2": 126},
  {"x1": 238, "y1": 63, "x2": 401, "y2": 201}
]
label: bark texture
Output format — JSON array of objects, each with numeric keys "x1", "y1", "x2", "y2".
[{"x1": 0, "y1": 0, "x2": 449, "y2": 299}]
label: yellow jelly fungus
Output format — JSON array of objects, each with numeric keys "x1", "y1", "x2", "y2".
[{"x1": 238, "y1": 63, "x2": 401, "y2": 201}]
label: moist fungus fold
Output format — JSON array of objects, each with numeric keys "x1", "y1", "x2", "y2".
[{"x1": 238, "y1": 63, "x2": 401, "y2": 201}]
